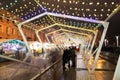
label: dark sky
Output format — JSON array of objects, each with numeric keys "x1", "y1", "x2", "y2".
[{"x1": 107, "y1": 10, "x2": 120, "y2": 45}]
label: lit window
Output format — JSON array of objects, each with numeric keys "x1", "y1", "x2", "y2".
[
  {"x1": 0, "y1": 25, "x2": 2, "y2": 32},
  {"x1": 6, "y1": 27, "x2": 9, "y2": 35},
  {"x1": 12, "y1": 28, "x2": 14, "y2": 34}
]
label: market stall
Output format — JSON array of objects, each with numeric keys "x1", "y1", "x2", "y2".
[{"x1": 0, "y1": 39, "x2": 26, "y2": 62}]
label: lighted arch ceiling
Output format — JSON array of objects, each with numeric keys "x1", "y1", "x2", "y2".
[
  {"x1": 0, "y1": 0, "x2": 119, "y2": 33},
  {"x1": 0, "y1": 0, "x2": 119, "y2": 20}
]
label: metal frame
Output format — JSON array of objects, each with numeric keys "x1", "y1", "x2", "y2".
[
  {"x1": 20, "y1": 4, "x2": 120, "y2": 79},
  {"x1": 35, "y1": 30, "x2": 42, "y2": 43},
  {"x1": 18, "y1": 24, "x2": 34, "y2": 56},
  {"x1": 91, "y1": 22, "x2": 109, "y2": 72},
  {"x1": 45, "y1": 27, "x2": 94, "y2": 50},
  {"x1": 113, "y1": 55, "x2": 120, "y2": 80},
  {"x1": 18, "y1": 12, "x2": 108, "y2": 74},
  {"x1": 90, "y1": 30, "x2": 98, "y2": 54},
  {"x1": 0, "y1": 0, "x2": 119, "y2": 79}
]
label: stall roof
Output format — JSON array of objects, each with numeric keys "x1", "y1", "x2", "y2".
[
  {"x1": 0, "y1": 39, "x2": 25, "y2": 45},
  {"x1": 0, "y1": 39, "x2": 13, "y2": 43}
]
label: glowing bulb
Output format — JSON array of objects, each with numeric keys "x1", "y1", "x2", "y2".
[
  {"x1": 104, "y1": 2, "x2": 107, "y2": 5},
  {"x1": 101, "y1": 9, "x2": 104, "y2": 11},
  {"x1": 111, "y1": 2, "x2": 114, "y2": 5},
  {"x1": 15, "y1": 0, "x2": 18, "y2": 3},
  {"x1": 82, "y1": 2, "x2": 85, "y2": 5},
  {"x1": 63, "y1": 0, "x2": 66, "y2": 3},
  {"x1": 70, "y1": 7, "x2": 72, "y2": 10},
  {"x1": 108, "y1": 9, "x2": 110, "y2": 11},
  {"x1": 89, "y1": 2, "x2": 93, "y2": 5},
  {"x1": 97, "y1": 2, "x2": 100, "y2": 5},
  {"x1": 81, "y1": 8, "x2": 84, "y2": 11},
  {"x1": 75, "y1": 8, "x2": 77, "y2": 10},
  {"x1": 69, "y1": 1, "x2": 72, "y2": 3},
  {"x1": 6, "y1": 5, "x2": 8, "y2": 7},
  {"x1": 100, "y1": 14, "x2": 103, "y2": 17},
  {"x1": 94, "y1": 9, "x2": 96, "y2": 11}
]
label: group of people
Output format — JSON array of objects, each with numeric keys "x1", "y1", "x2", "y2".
[{"x1": 62, "y1": 46, "x2": 76, "y2": 71}]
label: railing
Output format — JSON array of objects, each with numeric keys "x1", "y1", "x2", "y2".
[{"x1": 30, "y1": 57, "x2": 62, "y2": 80}]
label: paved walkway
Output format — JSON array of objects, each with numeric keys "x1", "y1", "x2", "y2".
[
  {"x1": 76, "y1": 53, "x2": 116, "y2": 80},
  {"x1": 0, "y1": 52, "x2": 116, "y2": 80},
  {"x1": 61, "y1": 52, "x2": 116, "y2": 80}
]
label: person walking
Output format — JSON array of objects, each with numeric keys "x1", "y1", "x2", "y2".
[
  {"x1": 70, "y1": 46, "x2": 76, "y2": 68},
  {"x1": 62, "y1": 47, "x2": 70, "y2": 71}
]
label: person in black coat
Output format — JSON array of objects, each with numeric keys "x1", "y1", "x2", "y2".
[
  {"x1": 70, "y1": 46, "x2": 76, "y2": 67},
  {"x1": 62, "y1": 47, "x2": 71, "y2": 71}
]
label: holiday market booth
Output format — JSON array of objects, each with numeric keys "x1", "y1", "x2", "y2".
[{"x1": 0, "y1": 39, "x2": 26, "y2": 62}]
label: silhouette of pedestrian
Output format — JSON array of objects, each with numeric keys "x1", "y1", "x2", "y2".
[
  {"x1": 62, "y1": 47, "x2": 70, "y2": 71},
  {"x1": 70, "y1": 46, "x2": 76, "y2": 67}
]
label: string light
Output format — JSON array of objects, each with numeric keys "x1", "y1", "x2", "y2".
[
  {"x1": 97, "y1": 2, "x2": 100, "y2": 5},
  {"x1": 69, "y1": 1, "x2": 72, "y2": 4},
  {"x1": 101, "y1": 9, "x2": 104, "y2": 11},
  {"x1": 94, "y1": 9, "x2": 97, "y2": 11},
  {"x1": 57, "y1": 0, "x2": 60, "y2": 2},
  {"x1": 89, "y1": 2, "x2": 93, "y2": 5},
  {"x1": 0, "y1": 0, "x2": 118, "y2": 28},
  {"x1": 82, "y1": 2, "x2": 85, "y2": 5},
  {"x1": 104, "y1": 2, "x2": 107, "y2": 5},
  {"x1": 108, "y1": 9, "x2": 110, "y2": 11},
  {"x1": 112, "y1": 2, "x2": 114, "y2": 5}
]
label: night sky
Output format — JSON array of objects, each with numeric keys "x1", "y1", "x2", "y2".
[{"x1": 107, "y1": 10, "x2": 120, "y2": 45}]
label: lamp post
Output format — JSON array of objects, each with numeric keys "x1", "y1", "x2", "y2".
[{"x1": 116, "y1": 36, "x2": 119, "y2": 47}]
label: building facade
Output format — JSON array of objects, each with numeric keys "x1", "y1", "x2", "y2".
[{"x1": 0, "y1": 17, "x2": 36, "y2": 41}]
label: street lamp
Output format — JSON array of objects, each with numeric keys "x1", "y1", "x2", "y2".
[{"x1": 115, "y1": 36, "x2": 119, "y2": 47}]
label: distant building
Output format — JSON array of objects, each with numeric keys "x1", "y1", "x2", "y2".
[{"x1": 0, "y1": 17, "x2": 36, "y2": 41}]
